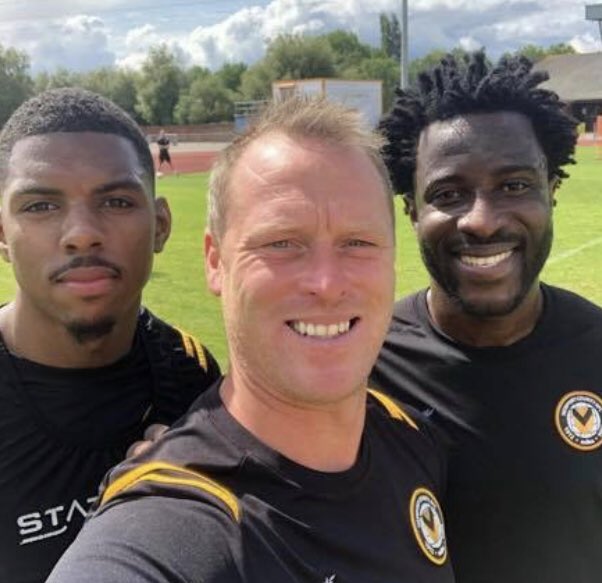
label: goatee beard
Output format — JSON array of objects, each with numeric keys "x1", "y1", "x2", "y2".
[{"x1": 66, "y1": 317, "x2": 116, "y2": 344}]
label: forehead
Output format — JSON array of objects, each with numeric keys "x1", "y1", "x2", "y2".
[
  {"x1": 5, "y1": 132, "x2": 146, "y2": 191},
  {"x1": 227, "y1": 132, "x2": 391, "y2": 227},
  {"x1": 416, "y1": 112, "x2": 546, "y2": 182}
]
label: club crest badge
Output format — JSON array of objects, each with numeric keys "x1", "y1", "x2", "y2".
[
  {"x1": 409, "y1": 487, "x2": 447, "y2": 565},
  {"x1": 555, "y1": 391, "x2": 602, "y2": 451}
]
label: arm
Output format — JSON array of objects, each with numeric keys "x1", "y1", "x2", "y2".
[{"x1": 47, "y1": 498, "x2": 243, "y2": 583}]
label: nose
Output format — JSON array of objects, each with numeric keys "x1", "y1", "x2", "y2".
[
  {"x1": 301, "y1": 244, "x2": 347, "y2": 303},
  {"x1": 456, "y1": 192, "x2": 501, "y2": 240},
  {"x1": 60, "y1": 204, "x2": 104, "y2": 253}
]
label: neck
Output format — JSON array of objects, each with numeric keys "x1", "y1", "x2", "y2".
[
  {"x1": 427, "y1": 283, "x2": 544, "y2": 347},
  {"x1": 0, "y1": 300, "x2": 140, "y2": 368},
  {"x1": 219, "y1": 371, "x2": 366, "y2": 472}
]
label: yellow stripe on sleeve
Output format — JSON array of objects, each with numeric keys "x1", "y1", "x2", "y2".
[
  {"x1": 175, "y1": 327, "x2": 208, "y2": 371},
  {"x1": 367, "y1": 388, "x2": 419, "y2": 431},
  {"x1": 101, "y1": 461, "x2": 240, "y2": 522}
]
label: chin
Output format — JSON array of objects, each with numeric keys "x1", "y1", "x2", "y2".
[
  {"x1": 65, "y1": 316, "x2": 117, "y2": 344},
  {"x1": 456, "y1": 291, "x2": 526, "y2": 318}
]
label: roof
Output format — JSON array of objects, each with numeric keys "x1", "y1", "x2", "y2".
[{"x1": 534, "y1": 53, "x2": 602, "y2": 102}]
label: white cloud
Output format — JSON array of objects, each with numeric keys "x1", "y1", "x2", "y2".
[
  {"x1": 570, "y1": 32, "x2": 602, "y2": 53},
  {"x1": 0, "y1": 0, "x2": 598, "y2": 73}
]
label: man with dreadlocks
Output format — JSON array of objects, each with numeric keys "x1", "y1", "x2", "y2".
[{"x1": 370, "y1": 51, "x2": 602, "y2": 583}]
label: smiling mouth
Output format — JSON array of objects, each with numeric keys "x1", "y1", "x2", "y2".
[
  {"x1": 287, "y1": 318, "x2": 358, "y2": 338},
  {"x1": 459, "y1": 250, "x2": 513, "y2": 268}
]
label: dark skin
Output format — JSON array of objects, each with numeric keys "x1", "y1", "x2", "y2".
[
  {"x1": 0, "y1": 132, "x2": 171, "y2": 367},
  {"x1": 409, "y1": 111, "x2": 558, "y2": 347}
]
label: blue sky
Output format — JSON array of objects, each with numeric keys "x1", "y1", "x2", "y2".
[{"x1": 0, "y1": 0, "x2": 600, "y2": 73}]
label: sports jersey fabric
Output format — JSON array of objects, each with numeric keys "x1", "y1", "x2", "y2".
[
  {"x1": 48, "y1": 383, "x2": 455, "y2": 583},
  {"x1": 0, "y1": 308, "x2": 220, "y2": 583},
  {"x1": 370, "y1": 284, "x2": 602, "y2": 583}
]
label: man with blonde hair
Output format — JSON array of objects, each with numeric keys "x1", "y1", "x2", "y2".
[{"x1": 49, "y1": 98, "x2": 453, "y2": 583}]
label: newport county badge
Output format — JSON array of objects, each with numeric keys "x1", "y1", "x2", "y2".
[
  {"x1": 555, "y1": 391, "x2": 602, "y2": 451},
  {"x1": 409, "y1": 487, "x2": 447, "y2": 566}
]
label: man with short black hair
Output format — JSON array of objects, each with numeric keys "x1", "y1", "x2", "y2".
[
  {"x1": 0, "y1": 88, "x2": 220, "y2": 583},
  {"x1": 371, "y1": 51, "x2": 602, "y2": 583}
]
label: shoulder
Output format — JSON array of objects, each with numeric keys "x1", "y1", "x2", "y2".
[
  {"x1": 139, "y1": 308, "x2": 219, "y2": 374},
  {"x1": 366, "y1": 389, "x2": 445, "y2": 458},
  {"x1": 137, "y1": 308, "x2": 222, "y2": 423},
  {"x1": 366, "y1": 388, "x2": 448, "y2": 491},
  {"x1": 542, "y1": 284, "x2": 602, "y2": 332},
  {"x1": 95, "y1": 389, "x2": 239, "y2": 517},
  {"x1": 48, "y1": 496, "x2": 242, "y2": 583}
]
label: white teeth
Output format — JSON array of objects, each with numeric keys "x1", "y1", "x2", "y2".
[
  {"x1": 291, "y1": 320, "x2": 352, "y2": 338},
  {"x1": 460, "y1": 250, "x2": 512, "y2": 267}
]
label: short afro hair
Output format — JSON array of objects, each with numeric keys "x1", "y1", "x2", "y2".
[
  {"x1": 379, "y1": 50, "x2": 578, "y2": 198},
  {"x1": 0, "y1": 87, "x2": 154, "y2": 191}
]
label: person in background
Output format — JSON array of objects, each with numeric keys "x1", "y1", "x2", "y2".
[{"x1": 156, "y1": 129, "x2": 175, "y2": 174}]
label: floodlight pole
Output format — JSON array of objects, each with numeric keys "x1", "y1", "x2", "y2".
[{"x1": 400, "y1": 0, "x2": 409, "y2": 89}]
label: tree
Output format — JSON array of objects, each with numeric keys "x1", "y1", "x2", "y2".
[
  {"x1": 408, "y1": 48, "x2": 476, "y2": 85},
  {"x1": 508, "y1": 42, "x2": 575, "y2": 63},
  {"x1": 0, "y1": 44, "x2": 33, "y2": 125},
  {"x1": 241, "y1": 34, "x2": 335, "y2": 99},
  {"x1": 135, "y1": 44, "x2": 184, "y2": 125},
  {"x1": 216, "y1": 62, "x2": 247, "y2": 94},
  {"x1": 175, "y1": 75, "x2": 234, "y2": 124},
  {"x1": 323, "y1": 30, "x2": 373, "y2": 72},
  {"x1": 380, "y1": 13, "x2": 401, "y2": 62},
  {"x1": 78, "y1": 67, "x2": 139, "y2": 119}
]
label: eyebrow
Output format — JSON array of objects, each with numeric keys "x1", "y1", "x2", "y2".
[
  {"x1": 11, "y1": 185, "x2": 63, "y2": 197},
  {"x1": 11, "y1": 179, "x2": 147, "y2": 198},
  {"x1": 426, "y1": 164, "x2": 540, "y2": 186},
  {"x1": 92, "y1": 179, "x2": 147, "y2": 196}
]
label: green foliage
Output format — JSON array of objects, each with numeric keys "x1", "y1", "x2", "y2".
[
  {"x1": 0, "y1": 35, "x2": 585, "y2": 128},
  {"x1": 323, "y1": 30, "x2": 374, "y2": 71},
  {"x1": 175, "y1": 75, "x2": 234, "y2": 123},
  {"x1": 241, "y1": 34, "x2": 336, "y2": 99},
  {"x1": 81, "y1": 67, "x2": 139, "y2": 120},
  {"x1": 265, "y1": 34, "x2": 336, "y2": 79},
  {"x1": 135, "y1": 44, "x2": 184, "y2": 124},
  {"x1": 506, "y1": 42, "x2": 576, "y2": 63},
  {"x1": 408, "y1": 47, "x2": 478, "y2": 85},
  {"x1": 380, "y1": 13, "x2": 401, "y2": 62},
  {"x1": 34, "y1": 67, "x2": 81, "y2": 92},
  {"x1": 216, "y1": 62, "x2": 247, "y2": 93},
  {"x1": 0, "y1": 44, "x2": 33, "y2": 126}
]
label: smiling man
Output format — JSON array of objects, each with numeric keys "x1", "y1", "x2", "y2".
[
  {"x1": 371, "y1": 52, "x2": 602, "y2": 583},
  {"x1": 0, "y1": 88, "x2": 220, "y2": 583},
  {"x1": 48, "y1": 98, "x2": 454, "y2": 583}
]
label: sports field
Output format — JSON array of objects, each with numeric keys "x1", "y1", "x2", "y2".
[{"x1": 0, "y1": 146, "x2": 600, "y2": 367}]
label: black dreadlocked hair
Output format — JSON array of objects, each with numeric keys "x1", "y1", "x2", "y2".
[
  {"x1": 0, "y1": 87, "x2": 154, "y2": 192},
  {"x1": 379, "y1": 50, "x2": 578, "y2": 198}
]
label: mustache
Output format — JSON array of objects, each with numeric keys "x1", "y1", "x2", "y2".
[{"x1": 49, "y1": 256, "x2": 122, "y2": 281}]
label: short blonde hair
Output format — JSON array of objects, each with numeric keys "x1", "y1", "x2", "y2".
[{"x1": 207, "y1": 96, "x2": 394, "y2": 240}]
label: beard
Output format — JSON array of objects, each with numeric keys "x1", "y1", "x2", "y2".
[
  {"x1": 419, "y1": 221, "x2": 553, "y2": 318},
  {"x1": 66, "y1": 316, "x2": 116, "y2": 344}
]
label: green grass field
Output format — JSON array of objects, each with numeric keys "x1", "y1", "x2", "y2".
[{"x1": 1, "y1": 146, "x2": 600, "y2": 367}]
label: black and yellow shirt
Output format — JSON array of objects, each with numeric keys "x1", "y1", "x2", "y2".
[
  {"x1": 0, "y1": 308, "x2": 220, "y2": 583},
  {"x1": 371, "y1": 284, "x2": 602, "y2": 583},
  {"x1": 48, "y1": 382, "x2": 454, "y2": 583}
]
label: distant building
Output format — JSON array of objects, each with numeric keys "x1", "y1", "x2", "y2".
[{"x1": 534, "y1": 52, "x2": 602, "y2": 132}]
